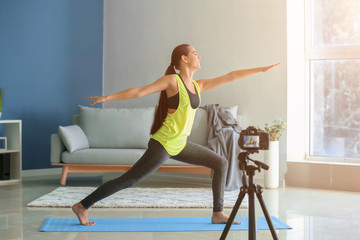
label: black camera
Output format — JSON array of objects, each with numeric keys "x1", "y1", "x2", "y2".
[{"x1": 238, "y1": 126, "x2": 270, "y2": 151}]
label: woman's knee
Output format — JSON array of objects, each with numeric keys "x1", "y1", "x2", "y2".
[
  {"x1": 221, "y1": 157, "x2": 229, "y2": 170},
  {"x1": 213, "y1": 155, "x2": 228, "y2": 172},
  {"x1": 106, "y1": 175, "x2": 138, "y2": 191}
]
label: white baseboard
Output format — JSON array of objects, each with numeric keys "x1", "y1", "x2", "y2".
[
  {"x1": 22, "y1": 168, "x2": 62, "y2": 178},
  {"x1": 286, "y1": 161, "x2": 360, "y2": 192}
]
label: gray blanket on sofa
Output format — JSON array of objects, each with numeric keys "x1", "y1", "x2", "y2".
[{"x1": 202, "y1": 104, "x2": 243, "y2": 191}]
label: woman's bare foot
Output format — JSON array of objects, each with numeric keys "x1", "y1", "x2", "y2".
[
  {"x1": 72, "y1": 202, "x2": 95, "y2": 226},
  {"x1": 212, "y1": 211, "x2": 241, "y2": 224}
]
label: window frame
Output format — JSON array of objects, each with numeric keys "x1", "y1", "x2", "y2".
[{"x1": 305, "y1": 0, "x2": 360, "y2": 163}]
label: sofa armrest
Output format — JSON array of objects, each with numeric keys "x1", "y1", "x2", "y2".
[{"x1": 51, "y1": 133, "x2": 66, "y2": 163}]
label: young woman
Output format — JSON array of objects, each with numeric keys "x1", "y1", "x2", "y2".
[{"x1": 72, "y1": 44, "x2": 280, "y2": 226}]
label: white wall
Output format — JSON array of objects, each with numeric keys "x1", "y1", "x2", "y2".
[{"x1": 103, "y1": 0, "x2": 287, "y2": 182}]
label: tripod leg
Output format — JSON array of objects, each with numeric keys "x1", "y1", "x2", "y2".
[
  {"x1": 248, "y1": 186, "x2": 256, "y2": 240},
  {"x1": 220, "y1": 188, "x2": 246, "y2": 240},
  {"x1": 255, "y1": 186, "x2": 279, "y2": 240}
]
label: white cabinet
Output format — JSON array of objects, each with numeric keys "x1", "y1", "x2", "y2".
[{"x1": 0, "y1": 120, "x2": 22, "y2": 185}]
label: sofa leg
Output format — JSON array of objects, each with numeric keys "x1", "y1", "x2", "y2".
[{"x1": 60, "y1": 166, "x2": 69, "y2": 186}]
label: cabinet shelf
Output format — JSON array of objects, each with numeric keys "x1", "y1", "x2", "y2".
[
  {"x1": 0, "y1": 179, "x2": 21, "y2": 185},
  {"x1": 0, "y1": 150, "x2": 21, "y2": 154},
  {"x1": 0, "y1": 120, "x2": 22, "y2": 185}
]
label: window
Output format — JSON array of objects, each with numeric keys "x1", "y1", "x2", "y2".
[
  {"x1": 307, "y1": 0, "x2": 360, "y2": 160},
  {"x1": 312, "y1": 0, "x2": 360, "y2": 47}
]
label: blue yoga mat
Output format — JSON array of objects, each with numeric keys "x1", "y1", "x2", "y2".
[{"x1": 40, "y1": 217, "x2": 291, "y2": 232}]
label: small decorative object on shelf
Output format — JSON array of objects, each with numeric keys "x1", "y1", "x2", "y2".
[
  {"x1": 0, "y1": 137, "x2": 7, "y2": 151},
  {"x1": 258, "y1": 119, "x2": 287, "y2": 189}
]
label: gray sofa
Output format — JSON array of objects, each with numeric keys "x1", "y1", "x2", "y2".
[{"x1": 51, "y1": 105, "x2": 238, "y2": 185}]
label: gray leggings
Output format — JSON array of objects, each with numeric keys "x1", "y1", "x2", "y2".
[{"x1": 81, "y1": 139, "x2": 228, "y2": 212}]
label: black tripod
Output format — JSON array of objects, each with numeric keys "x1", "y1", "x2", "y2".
[{"x1": 220, "y1": 151, "x2": 279, "y2": 240}]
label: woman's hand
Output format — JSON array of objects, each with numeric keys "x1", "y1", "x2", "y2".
[
  {"x1": 84, "y1": 75, "x2": 172, "y2": 105},
  {"x1": 85, "y1": 96, "x2": 107, "y2": 105},
  {"x1": 261, "y1": 62, "x2": 281, "y2": 72}
]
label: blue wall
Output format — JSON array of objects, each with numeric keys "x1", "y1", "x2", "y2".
[{"x1": 0, "y1": 0, "x2": 103, "y2": 170}]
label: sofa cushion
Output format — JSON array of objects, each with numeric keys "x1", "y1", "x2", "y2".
[
  {"x1": 62, "y1": 148, "x2": 146, "y2": 164},
  {"x1": 62, "y1": 148, "x2": 192, "y2": 166},
  {"x1": 78, "y1": 106, "x2": 155, "y2": 149},
  {"x1": 58, "y1": 125, "x2": 89, "y2": 153}
]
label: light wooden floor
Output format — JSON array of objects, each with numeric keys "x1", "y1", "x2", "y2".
[{"x1": 1, "y1": 171, "x2": 360, "y2": 239}]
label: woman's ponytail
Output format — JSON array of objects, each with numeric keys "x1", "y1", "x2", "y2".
[
  {"x1": 165, "y1": 63, "x2": 176, "y2": 75},
  {"x1": 150, "y1": 44, "x2": 191, "y2": 135}
]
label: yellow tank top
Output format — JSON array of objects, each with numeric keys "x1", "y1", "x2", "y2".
[{"x1": 151, "y1": 74, "x2": 201, "y2": 156}]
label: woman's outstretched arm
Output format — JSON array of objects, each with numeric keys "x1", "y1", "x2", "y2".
[
  {"x1": 196, "y1": 63, "x2": 281, "y2": 93},
  {"x1": 86, "y1": 75, "x2": 175, "y2": 105}
]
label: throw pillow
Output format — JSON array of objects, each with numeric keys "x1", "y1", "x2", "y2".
[
  {"x1": 58, "y1": 125, "x2": 89, "y2": 153},
  {"x1": 225, "y1": 105, "x2": 238, "y2": 119}
]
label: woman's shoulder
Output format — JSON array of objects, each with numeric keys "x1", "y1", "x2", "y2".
[
  {"x1": 154, "y1": 74, "x2": 178, "y2": 93},
  {"x1": 159, "y1": 74, "x2": 176, "y2": 81},
  {"x1": 163, "y1": 74, "x2": 178, "y2": 84}
]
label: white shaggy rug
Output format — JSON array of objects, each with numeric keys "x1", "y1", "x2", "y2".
[{"x1": 27, "y1": 187, "x2": 248, "y2": 209}]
